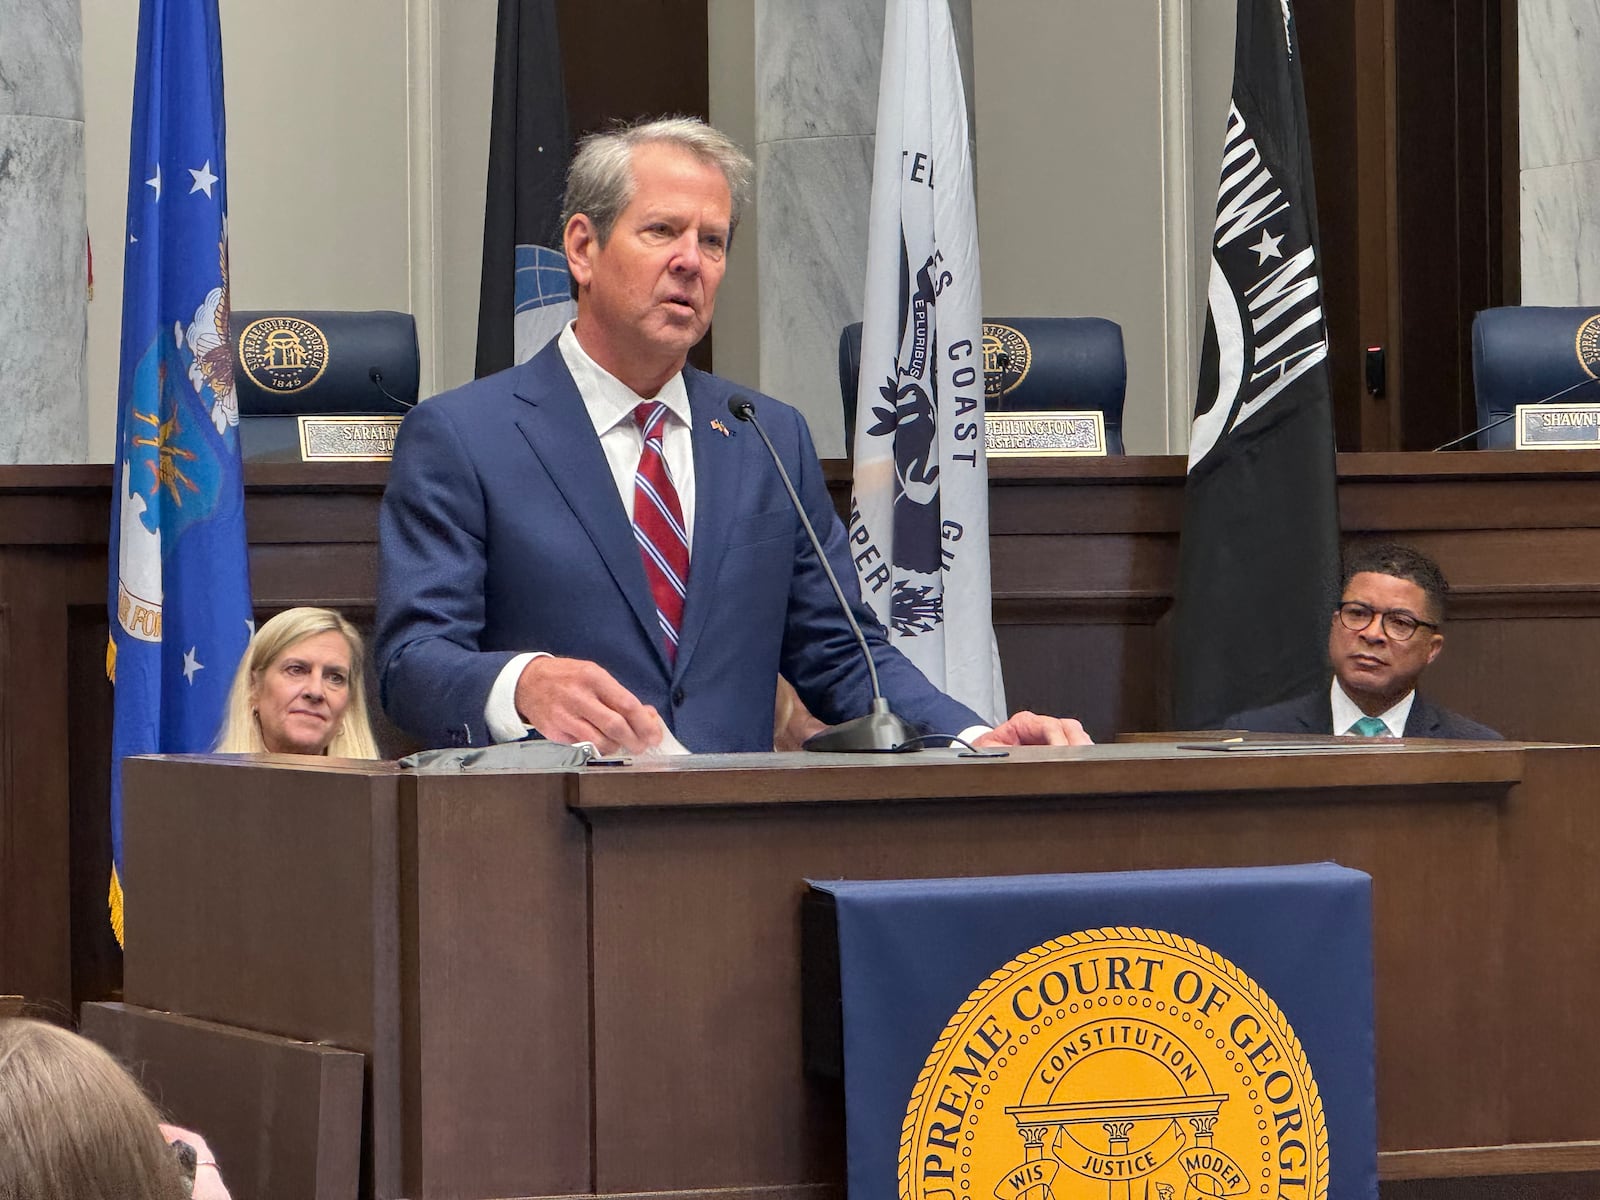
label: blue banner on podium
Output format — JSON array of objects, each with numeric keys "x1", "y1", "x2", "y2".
[{"x1": 812, "y1": 863, "x2": 1374, "y2": 1200}]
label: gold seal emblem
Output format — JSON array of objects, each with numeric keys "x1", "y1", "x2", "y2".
[
  {"x1": 900, "y1": 928, "x2": 1327, "y2": 1200},
  {"x1": 983, "y1": 323, "x2": 1032, "y2": 403},
  {"x1": 238, "y1": 316, "x2": 330, "y2": 394},
  {"x1": 1574, "y1": 315, "x2": 1600, "y2": 380}
]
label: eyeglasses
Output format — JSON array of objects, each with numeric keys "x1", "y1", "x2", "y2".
[{"x1": 1335, "y1": 601, "x2": 1438, "y2": 642}]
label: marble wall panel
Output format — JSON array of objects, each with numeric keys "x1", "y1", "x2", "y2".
[
  {"x1": 756, "y1": 135, "x2": 874, "y2": 456},
  {"x1": 1520, "y1": 160, "x2": 1600, "y2": 305},
  {"x1": 756, "y1": 0, "x2": 884, "y2": 142},
  {"x1": 0, "y1": 114, "x2": 87, "y2": 462},
  {"x1": 0, "y1": 0, "x2": 82, "y2": 120},
  {"x1": 1520, "y1": 1, "x2": 1600, "y2": 305},
  {"x1": 1519, "y1": 0, "x2": 1600, "y2": 170}
]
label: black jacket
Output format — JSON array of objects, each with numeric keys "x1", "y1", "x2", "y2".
[{"x1": 1222, "y1": 688, "x2": 1502, "y2": 740}]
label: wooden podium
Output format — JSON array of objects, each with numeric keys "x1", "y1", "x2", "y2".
[{"x1": 112, "y1": 742, "x2": 1600, "y2": 1200}]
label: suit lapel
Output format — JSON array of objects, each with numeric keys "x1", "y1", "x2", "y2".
[
  {"x1": 672, "y1": 371, "x2": 748, "y2": 677},
  {"x1": 510, "y1": 345, "x2": 663, "y2": 660},
  {"x1": 1306, "y1": 690, "x2": 1333, "y2": 733}
]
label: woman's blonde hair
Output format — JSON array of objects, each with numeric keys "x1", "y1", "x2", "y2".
[
  {"x1": 0, "y1": 1018, "x2": 189, "y2": 1200},
  {"x1": 215, "y1": 607, "x2": 381, "y2": 758}
]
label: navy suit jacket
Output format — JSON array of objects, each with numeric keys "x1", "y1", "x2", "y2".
[
  {"x1": 374, "y1": 341, "x2": 982, "y2": 751},
  {"x1": 1222, "y1": 687, "x2": 1502, "y2": 740}
]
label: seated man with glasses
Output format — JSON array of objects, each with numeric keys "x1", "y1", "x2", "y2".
[{"x1": 1222, "y1": 542, "x2": 1501, "y2": 739}]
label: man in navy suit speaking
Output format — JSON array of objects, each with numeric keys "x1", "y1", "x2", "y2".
[
  {"x1": 1223, "y1": 542, "x2": 1501, "y2": 739},
  {"x1": 375, "y1": 117, "x2": 1089, "y2": 754}
]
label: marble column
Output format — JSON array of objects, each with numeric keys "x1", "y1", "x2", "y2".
[
  {"x1": 754, "y1": 0, "x2": 973, "y2": 457},
  {"x1": 1519, "y1": 0, "x2": 1600, "y2": 304},
  {"x1": 0, "y1": 0, "x2": 87, "y2": 463}
]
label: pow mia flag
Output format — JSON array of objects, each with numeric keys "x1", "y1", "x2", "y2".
[
  {"x1": 850, "y1": 0, "x2": 1005, "y2": 724},
  {"x1": 1172, "y1": 0, "x2": 1341, "y2": 730}
]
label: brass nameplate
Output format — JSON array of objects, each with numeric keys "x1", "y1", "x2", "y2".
[
  {"x1": 296, "y1": 415, "x2": 402, "y2": 461},
  {"x1": 1514, "y1": 402, "x2": 1600, "y2": 449},
  {"x1": 984, "y1": 410, "x2": 1106, "y2": 458}
]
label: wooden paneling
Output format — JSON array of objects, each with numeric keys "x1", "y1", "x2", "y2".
[
  {"x1": 9, "y1": 451, "x2": 1600, "y2": 1024},
  {"x1": 1391, "y1": 1, "x2": 1510, "y2": 451},
  {"x1": 116, "y1": 743, "x2": 1600, "y2": 1198},
  {"x1": 82, "y1": 1002, "x2": 365, "y2": 1200}
]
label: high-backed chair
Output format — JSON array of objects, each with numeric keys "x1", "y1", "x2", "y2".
[
  {"x1": 838, "y1": 316, "x2": 1127, "y2": 454},
  {"x1": 231, "y1": 309, "x2": 418, "y2": 461},
  {"x1": 1471, "y1": 306, "x2": 1600, "y2": 448}
]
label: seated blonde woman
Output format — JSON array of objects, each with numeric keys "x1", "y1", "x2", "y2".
[
  {"x1": 215, "y1": 607, "x2": 380, "y2": 757},
  {"x1": 0, "y1": 1017, "x2": 230, "y2": 1200}
]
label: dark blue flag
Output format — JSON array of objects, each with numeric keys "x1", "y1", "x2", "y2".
[
  {"x1": 475, "y1": 0, "x2": 573, "y2": 373},
  {"x1": 107, "y1": 0, "x2": 253, "y2": 944},
  {"x1": 815, "y1": 864, "x2": 1376, "y2": 1200}
]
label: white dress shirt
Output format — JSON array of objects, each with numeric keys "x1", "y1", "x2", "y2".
[{"x1": 1330, "y1": 678, "x2": 1413, "y2": 737}]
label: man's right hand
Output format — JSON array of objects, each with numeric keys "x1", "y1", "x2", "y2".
[{"x1": 514, "y1": 656, "x2": 665, "y2": 754}]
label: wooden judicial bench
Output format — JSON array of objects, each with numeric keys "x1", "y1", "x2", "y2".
[
  {"x1": 8, "y1": 452, "x2": 1600, "y2": 1194},
  {"x1": 102, "y1": 740, "x2": 1600, "y2": 1200}
]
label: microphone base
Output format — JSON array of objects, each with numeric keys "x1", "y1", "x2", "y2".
[{"x1": 802, "y1": 709, "x2": 919, "y2": 754}]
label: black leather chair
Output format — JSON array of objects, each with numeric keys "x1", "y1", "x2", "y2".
[
  {"x1": 230, "y1": 310, "x2": 418, "y2": 461},
  {"x1": 838, "y1": 316, "x2": 1127, "y2": 454},
  {"x1": 1471, "y1": 306, "x2": 1600, "y2": 448}
]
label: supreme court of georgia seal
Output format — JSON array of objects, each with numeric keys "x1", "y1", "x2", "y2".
[
  {"x1": 238, "y1": 315, "x2": 330, "y2": 394},
  {"x1": 1576, "y1": 314, "x2": 1600, "y2": 380},
  {"x1": 900, "y1": 928, "x2": 1327, "y2": 1200}
]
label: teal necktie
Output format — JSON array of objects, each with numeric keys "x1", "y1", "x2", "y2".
[{"x1": 1348, "y1": 715, "x2": 1389, "y2": 738}]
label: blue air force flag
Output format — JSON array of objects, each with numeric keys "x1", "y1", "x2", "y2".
[
  {"x1": 850, "y1": 0, "x2": 1005, "y2": 724},
  {"x1": 108, "y1": 0, "x2": 254, "y2": 944},
  {"x1": 1171, "y1": 0, "x2": 1340, "y2": 730}
]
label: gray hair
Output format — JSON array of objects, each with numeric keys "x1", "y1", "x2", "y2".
[{"x1": 561, "y1": 116, "x2": 754, "y2": 247}]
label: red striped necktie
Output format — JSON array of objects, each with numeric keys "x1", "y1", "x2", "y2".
[{"x1": 632, "y1": 401, "x2": 689, "y2": 662}]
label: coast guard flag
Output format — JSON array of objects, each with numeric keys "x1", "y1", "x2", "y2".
[
  {"x1": 475, "y1": 0, "x2": 573, "y2": 373},
  {"x1": 1171, "y1": 0, "x2": 1340, "y2": 729},
  {"x1": 107, "y1": 0, "x2": 253, "y2": 944},
  {"x1": 851, "y1": 0, "x2": 1004, "y2": 724}
]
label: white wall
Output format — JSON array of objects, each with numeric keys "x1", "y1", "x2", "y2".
[
  {"x1": 431, "y1": 1, "x2": 499, "y2": 390},
  {"x1": 83, "y1": 1, "x2": 1232, "y2": 461},
  {"x1": 975, "y1": 1, "x2": 1172, "y2": 454}
]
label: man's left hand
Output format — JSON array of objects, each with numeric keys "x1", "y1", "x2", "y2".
[{"x1": 973, "y1": 711, "x2": 1093, "y2": 747}]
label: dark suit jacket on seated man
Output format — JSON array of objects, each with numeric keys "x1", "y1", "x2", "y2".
[
  {"x1": 1223, "y1": 542, "x2": 1501, "y2": 740},
  {"x1": 374, "y1": 117, "x2": 1089, "y2": 754}
]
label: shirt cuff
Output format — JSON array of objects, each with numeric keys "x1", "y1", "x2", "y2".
[
  {"x1": 486, "y1": 652, "x2": 547, "y2": 743},
  {"x1": 957, "y1": 723, "x2": 992, "y2": 746}
]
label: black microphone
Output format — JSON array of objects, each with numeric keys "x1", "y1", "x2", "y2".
[
  {"x1": 728, "y1": 396, "x2": 919, "y2": 753},
  {"x1": 369, "y1": 367, "x2": 416, "y2": 411},
  {"x1": 1432, "y1": 372, "x2": 1600, "y2": 451}
]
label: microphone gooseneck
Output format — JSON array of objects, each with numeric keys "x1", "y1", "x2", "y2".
[
  {"x1": 1433, "y1": 372, "x2": 1600, "y2": 451},
  {"x1": 369, "y1": 367, "x2": 416, "y2": 411},
  {"x1": 727, "y1": 396, "x2": 918, "y2": 753}
]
